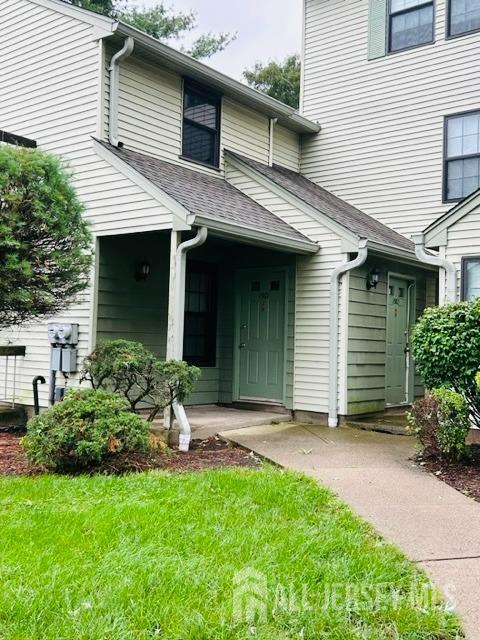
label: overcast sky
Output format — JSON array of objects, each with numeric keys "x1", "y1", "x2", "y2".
[{"x1": 142, "y1": 0, "x2": 303, "y2": 80}]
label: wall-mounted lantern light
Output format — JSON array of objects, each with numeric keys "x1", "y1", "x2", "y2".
[
  {"x1": 135, "y1": 260, "x2": 150, "y2": 282},
  {"x1": 366, "y1": 267, "x2": 380, "y2": 290}
]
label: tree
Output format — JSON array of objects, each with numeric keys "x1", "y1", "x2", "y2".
[
  {"x1": 243, "y1": 54, "x2": 301, "y2": 108},
  {"x1": 69, "y1": 0, "x2": 234, "y2": 59},
  {"x1": 0, "y1": 146, "x2": 92, "y2": 328}
]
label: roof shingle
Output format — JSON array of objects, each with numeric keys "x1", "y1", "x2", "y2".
[
  {"x1": 99, "y1": 142, "x2": 314, "y2": 245},
  {"x1": 226, "y1": 151, "x2": 414, "y2": 253}
]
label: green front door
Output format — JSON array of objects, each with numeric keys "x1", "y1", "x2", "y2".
[
  {"x1": 237, "y1": 269, "x2": 286, "y2": 403},
  {"x1": 386, "y1": 276, "x2": 411, "y2": 405}
]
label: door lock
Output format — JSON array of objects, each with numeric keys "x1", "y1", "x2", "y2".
[{"x1": 239, "y1": 343, "x2": 246, "y2": 349}]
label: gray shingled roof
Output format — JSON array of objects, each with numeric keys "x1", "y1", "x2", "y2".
[
  {"x1": 226, "y1": 151, "x2": 414, "y2": 253},
  {"x1": 99, "y1": 142, "x2": 315, "y2": 246}
]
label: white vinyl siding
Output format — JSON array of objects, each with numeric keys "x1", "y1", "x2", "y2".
[
  {"x1": 105, "y1": 52, "x2": 299, "y2": 175},
  {"x1": 445, "y1": 207, "x2": 480, "y2": 296},
  {"x1": 273, "y1": 125, "x2": 301, "y2": 171},
  {"x1": 0, "y1": 0, "x2": 176, "y2": 408},
  {"x1": 302, "y1": 0, "x2": 480, "y2": 236},
  {"x1": 225, "y1": 162, "x2": 345, "y2": 414}
]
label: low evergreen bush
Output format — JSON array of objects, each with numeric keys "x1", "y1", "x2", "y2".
[
  {"x1": 22, "y1": 389, "x2": 150, "y2": 471},
  {"x1": 81, "y1": 340, "x2": 200, "y2": 421}
]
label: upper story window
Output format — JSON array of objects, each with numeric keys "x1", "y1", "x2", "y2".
[
  {"x1": 388, "y1": 0, "x2": 434, "y2": 52},
  {"x1": 461, "y1": 257, "x2": 480, "y2": 299},
  {"x1": 448, "y1": 0, "x2": 480, "y2": 36},
  {"x1": 444, "y1": 111, "x2": 480, "y2": 201},
  {"x1": 182, "y1": 81, "x2": 221, "y2": 168}
]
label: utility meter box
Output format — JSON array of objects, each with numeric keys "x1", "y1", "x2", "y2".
[
  {"x1": 61, "y1": 348, "x2": 77, "y2": 373},
  {"x1": 47, "y1": 323, "x2": 79, "y2": 345}
]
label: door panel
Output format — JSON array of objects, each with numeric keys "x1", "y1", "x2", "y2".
[
  {"x1": 237, "y1": 270, "x2": 286, "y2": 402},
  {"x1": 386, "y1": 276, "x2": 410, "y2": 405}
]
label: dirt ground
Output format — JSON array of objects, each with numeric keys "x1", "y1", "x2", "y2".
[
  {"x1": 420, "y1": 446, "x2": 480, "y2": 502},
  {"x1": 0, "y1": 431, "x2": 260, "y2": 476}
]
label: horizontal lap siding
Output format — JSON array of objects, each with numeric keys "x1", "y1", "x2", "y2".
[
  {"x1": 302, "y1": 0, "x2": 480, "y2": 236},
  {"x1": 273, "y1": 125, "x2": 300, "y2": 172},
  {"x1": 109, "y1": 53, "x2": 300, "y2": 175},
  {"x1": 446, "y1": 208, "x2": 480, "y2": 297},
  {"x1": 347, "y1": 259, "x2": 431, "y2": 415},
  {"x1": 0, "y1": 0, "x2": 175, "y2": 408},
  {"x1": 225, "y1": 163, "x2": 344, "y2": 413}
]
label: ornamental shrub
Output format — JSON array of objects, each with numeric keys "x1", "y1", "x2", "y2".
[
  {"x1": 407, "y1": 389, "x2": 471, "y2": 461},
  {"x1": 0, "y1": 145, "x2": 92, "y2": 328},
  {"x1": 22, "y1": 389, "x2": 150, "y2": 471},
  {"x1": 411, "y1": 298, "x2": 480, "y2": 427},
  {"x1": 81, "y1": 340, "x2": 200, "y2": 421}
]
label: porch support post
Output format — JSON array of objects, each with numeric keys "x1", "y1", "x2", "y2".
[{"x1": 165, "y1": 227, "x2": 208, "y2": 452}]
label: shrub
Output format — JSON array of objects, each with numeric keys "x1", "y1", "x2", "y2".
[
  {"x1": 22, "y1": 389, "x2": 150, "y2": 471},
  {"x1": 411, "y1": 298, "x2": 480, "y2": 427},
  {"x1": 81, "y1": 340, "x2": 200, "y2": 421},
  {"x1": 0, "y1": 145, "x2": 92, "y2": 328},
  {"x1": 408, "y1": 389, "x2": 471, "y2": 461}
]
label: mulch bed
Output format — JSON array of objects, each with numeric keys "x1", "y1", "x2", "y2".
[
  {"x1": 419, "y1": 445, "x2": 480, "y2": 502},
  {"x1": 0, "y1": 431, "x2": 259, "y2": 476}
]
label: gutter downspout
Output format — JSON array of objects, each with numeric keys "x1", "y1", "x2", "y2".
[
  {"x1": 412, "y1": 233, "x2": 457, "y2": 304},
  {"x1": 328, "y1": 239, "x2": 368, "y2": 428},
  {"x1": 268, "y1": 118, "x2": 278, "y2": 167},
  {"x1": 173, "y1": 226, "x2": 208, "y2": 451},
  {"x1": 108, "y1": 37, "x2": 134, "y2": 147}
]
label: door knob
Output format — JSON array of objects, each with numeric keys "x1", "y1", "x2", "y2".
[{"x1": 239, "y1": 343, "x2": 246, "y2": 349}]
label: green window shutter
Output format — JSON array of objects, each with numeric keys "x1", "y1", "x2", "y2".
[{"x1": 368, "y1": 0, "x2": 387, "y2": 60}]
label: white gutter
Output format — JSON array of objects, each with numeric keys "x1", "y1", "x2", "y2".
[
  {"x1": 412, "y1": 233, "x2": 457, "y2": 304},
  {"x1": 268, "y1": 118, "x2": 278, "y2": 167},
  {"x1": 173, "y1": 226, "x2": 208, "y2": 451},
  {"x1": 328, "y1": 239, "x2": 369, "y2": 428},
  {"x1": 108, "y1": 36, "x2": 134, "y2": 147}
]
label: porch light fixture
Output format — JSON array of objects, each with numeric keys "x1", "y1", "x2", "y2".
[
  {"x1": 366, "y1": 267, "x2": 380, "y2": 290},
  {"x1": 134, "y1": 260, "x2": 150, "y2": 282}
]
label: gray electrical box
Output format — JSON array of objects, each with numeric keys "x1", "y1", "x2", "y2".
[
  {"x1": 50, "y1": 347, "x2": 62, "y2": 371},
  {"x1": 47, "y1": 323, "x2": 79, "y2": 346},
  {"x1": 61, "y1": 348, "x2": 77, "y2": 373}
]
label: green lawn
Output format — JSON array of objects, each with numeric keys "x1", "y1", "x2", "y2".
[{"x1": 0, "y1": 467, "x2": 460, "y2": 639}]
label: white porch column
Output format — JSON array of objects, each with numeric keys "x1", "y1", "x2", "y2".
[{"x1": 166, "y1": 230, "x2": 181, "y2": 360}]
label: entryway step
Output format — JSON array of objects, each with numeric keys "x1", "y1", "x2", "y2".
[{"x1": 346, "y1": 412, "x2": 409, "y2": 436}]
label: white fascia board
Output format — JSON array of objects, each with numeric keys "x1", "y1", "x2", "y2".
[
  {"x1": 424, "y1": 190, "x2": 480, "y2": 248},
  {"x1": 93, "y1": 139, "x2": 192, "y2": 231},
  {"x1": 29, "y1": 0, "x2": 116, "y2": 32},
  {"x1": 367, "y1": 241, "x2": 436, "y2": 269},
  {"x1": 194, "y1": 215, "x2": 319, "y2": 255},
  {"x1": 113, "y1": 22, "x2": 320, "y2": 135},
  {"x1": 226, "y1": 153, "x2": 359, "y2": 250}
]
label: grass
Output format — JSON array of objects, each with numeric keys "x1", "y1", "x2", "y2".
[{"x1": 0, "y1": 467, "x2": 461, "y2": 639}]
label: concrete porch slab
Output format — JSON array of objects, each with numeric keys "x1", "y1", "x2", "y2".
[
  {"x1": 221, "y1": 422, "x2": 480, "y2": 639},
  {"x1": 152, "y1": 405, "x2": 291, "y2": 440}
]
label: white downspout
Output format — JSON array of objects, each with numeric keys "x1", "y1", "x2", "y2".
[
  {"x1": 268, "y1": 118, "x2": 277, "y2": 167},
  {"x1": 108, "y1": 37, "x2": 134, "y2": 147},
  {"x1": 173, "y1": 226, "x2": 208, "y2": 451},
  {"x1": 412, "y1": 233, "x2": 457, "y2": 304},
  {"x1": 328, "y1": 239, "x2": 369, "y2": 428}
]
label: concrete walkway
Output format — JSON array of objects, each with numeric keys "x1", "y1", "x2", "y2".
[{"x1": 221, "y1": 422, "x2": 480, "y2": 639}]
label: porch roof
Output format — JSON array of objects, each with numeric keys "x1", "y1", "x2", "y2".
[
  {"x1": 226, "y1": 151, "x2": 415, "y2": 255},
  {"x1": 98, "y1": 142, "x2": 318, "y2": 254}
]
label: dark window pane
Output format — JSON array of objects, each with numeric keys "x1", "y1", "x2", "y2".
[
  {"x1": 450, "y1": 0, "x2": 480, "y2": 34},
  {"x1": 390, "y1": 4, "x2": 433, "y2": 51},
  {"x1": 270, "y1": 280, "x2": 280, "y2": 291},
  {"x1": 463, "y1": 259, "x2": 480, "y2": 300},
  {"x1": 251, "y1": 281, "x2": 260, "y2": 291},
  {"x1": 183, "y1": 264, "x2": 217, "y2": 367},
  {"x1": 182, "y1": 82, "x2": 220, "y2": 167},
  {"x1": 184, "y1": 92, "x2": 217, "y2": 129},
  {"x1": 182, "y1": 122, "x2": 216, "y2": 166},
  {"x1": 447, "y1": 158, "x2": 480, "y2": 199}
]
